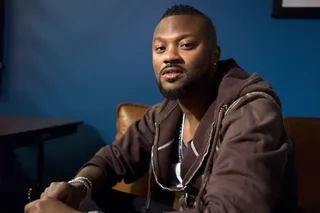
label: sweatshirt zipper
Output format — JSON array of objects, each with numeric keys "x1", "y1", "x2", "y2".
[
  {"x1": 225, "y1": 91, "x2": 280, "y2": 115},
  {"x1": 197, "y1": 91, "x2": 279, "y2": 212},
  {"x1": 144, "y1": 122, "x2": 159, "y2": 213},
  {"x1": 147, "y1": 91, "x2": 279, "y2": 212}
]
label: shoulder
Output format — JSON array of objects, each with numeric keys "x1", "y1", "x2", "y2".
[
  {"x1": 146, "y1": 99, "x2": 179, "y2": 121},
  {"x1": 221, "y1": 91, "x2": 285, "y2": 144}
]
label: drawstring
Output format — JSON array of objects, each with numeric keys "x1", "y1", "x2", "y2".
[
  {"x1": 145, "y1": 105, "x2": 227, "y2": 213},
  {"x1": 144, "y1": 160, "x2": 153, "y2": 213}
]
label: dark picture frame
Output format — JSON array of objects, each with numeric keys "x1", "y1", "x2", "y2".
[{"x1": 272, "y1": 0, "x2": 320, "y2": 18}]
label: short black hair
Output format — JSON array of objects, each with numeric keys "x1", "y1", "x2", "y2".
[
  {"x1": 160, "y1": 4, "x2": 217, "y2": 45},
  {"x1": 161, "y1": 4, "x2": 205, "y2": 19}
]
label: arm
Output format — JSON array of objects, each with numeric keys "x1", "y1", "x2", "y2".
[
  {"x1": 76, "y1": 106, "x2": 156, "y2": 196},
  {"x1": 74, "y1": 165, "x2": 105, "y2": 196},
  {"x1": 200, "y1": 96, "x2": 290, "y2": 213},
  {"x1": 39, "y1": 106, "x2": 157, "y2": 210}
]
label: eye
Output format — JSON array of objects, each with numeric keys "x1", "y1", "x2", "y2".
[
  {"x1": 180, "y1": 43, "x2": 194, "y2": 50},
  {"x1": 155, "y1": 46, "x2": 166, "y2": 53}
]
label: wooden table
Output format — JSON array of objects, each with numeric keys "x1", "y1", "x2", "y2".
[{"x1": 0, "y1": 116, "x2": 82, "y2": 201}]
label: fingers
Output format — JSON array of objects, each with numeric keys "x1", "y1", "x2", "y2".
[
  {"x1": 24, "y1": 200, "x2": 36, "y2": 213},
  {"x1": 24, "y1": 199, "x2": 44, "y2": 213},
  {"x1": 50, "y1": 182, "x2": 69, "y2": 200},
  {"x1": 40, "y1": 187, "x2": 49, "y2": 199},
  {"x1": 41, "y1": 182, "x2": 70, "y2": 201},
  {"x1": 38, "y1": 181, "x2": 84, "y2": 209}
]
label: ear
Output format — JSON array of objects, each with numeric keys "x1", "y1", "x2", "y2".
[{"x1": 212, "y1": 45, "x2": 221, "y2": 64}]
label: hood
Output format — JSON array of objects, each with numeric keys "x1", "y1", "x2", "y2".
[{"x1": 214, "y1": 59, "x2": 282, "y2": 114}]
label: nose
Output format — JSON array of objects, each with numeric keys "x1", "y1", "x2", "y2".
[{"x1": 164, "y1": 48, "x2": 180, "y2": 64}]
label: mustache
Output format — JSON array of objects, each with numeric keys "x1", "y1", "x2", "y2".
[{"x1": 160, "y1": 64, "x2": 186, "y2": 76}]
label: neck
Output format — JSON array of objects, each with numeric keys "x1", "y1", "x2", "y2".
[
  {"x1": 178, "y1": 69, "x2": 221, "y2": 129},
  {"x1": 178, "y1": 87, "x2": 215, "y2": 129}
]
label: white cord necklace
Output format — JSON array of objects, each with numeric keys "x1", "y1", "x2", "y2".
[{"x1": 178, "y1": 113, "x2": 186, "y2": 162}]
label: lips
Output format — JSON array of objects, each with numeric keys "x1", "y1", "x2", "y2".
[{"x1": 161, "y1": 67, "x2": 184, "y2": 76}]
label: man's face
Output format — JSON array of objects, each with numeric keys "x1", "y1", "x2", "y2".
[{"x1": 152, "y1": 15, "x2": 214, "y2": 100}]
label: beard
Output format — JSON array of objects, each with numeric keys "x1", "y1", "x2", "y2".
[
  {"x1": 158, "y1": 66, "x2": 213, "y2": 100},
  {"x1": 158, "y1": 80, "x2": 188, "y2": 100}
]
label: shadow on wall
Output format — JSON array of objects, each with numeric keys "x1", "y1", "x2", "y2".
[{"x1": 0, "y1": 124, "x2": 106, "y2": 213}]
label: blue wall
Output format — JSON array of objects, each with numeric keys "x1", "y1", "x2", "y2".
[
  {"x1": 0, "y1": 0, "x2": 320, "y2": 211},
  {"x1": 1, "y1": 0, "x2": 320, "y2": 140}
]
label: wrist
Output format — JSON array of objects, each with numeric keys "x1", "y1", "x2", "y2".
[
  {"x1": 69, "y1": 182, "x2": 87, "y2": 195},
  {"x1": 68, "y1": 177, "x2": 92, "y2": 201}
]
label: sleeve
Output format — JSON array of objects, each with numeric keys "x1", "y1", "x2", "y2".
[
  {"x1": 81, "y1": 106, "x2": 156, "y2": 187},
  {"x1": 200, "y1": 95, "x2": 290, "y2": 213}
]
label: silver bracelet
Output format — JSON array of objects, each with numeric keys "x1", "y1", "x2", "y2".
[
  {"x1": 74, "y1": 176, "x2": 92, "y2": 189},
  {"x1": 68, "y1": 177, "x2": 92, "y2": 199}
]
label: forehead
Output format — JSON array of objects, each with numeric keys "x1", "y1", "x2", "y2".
[{"x1": 153, "y1": 15, "x2": 206, "y2": 39}]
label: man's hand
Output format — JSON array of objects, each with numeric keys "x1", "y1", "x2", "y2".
[
  {"x1": 24, "y1": 197, "x2": 82, "y2": 213},
  {"x1": 41, "y1": 181, "x2": 87, "y2": 209}
]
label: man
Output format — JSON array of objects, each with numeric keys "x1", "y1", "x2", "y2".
[{"x1": 25, "y1": 4, "x2": 298, "y2": 213}]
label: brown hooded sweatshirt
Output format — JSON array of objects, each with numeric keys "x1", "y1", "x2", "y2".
[{"x1": 82, "y1": 59, "x2": 298, "y2": 213}]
